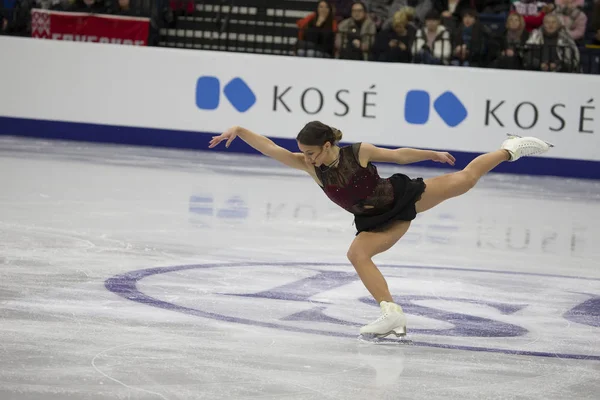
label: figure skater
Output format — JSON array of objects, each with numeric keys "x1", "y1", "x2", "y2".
[{"x1": 208, "y1": 121, "x2": 552, "y2": 338}]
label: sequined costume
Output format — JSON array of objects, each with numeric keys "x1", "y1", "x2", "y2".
[{"x1": 314, "y1": 143, "x2": 426, "y2": 234}]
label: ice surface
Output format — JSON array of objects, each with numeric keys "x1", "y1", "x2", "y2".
[{"x1": 0, "y1": 137, "x2": 599, "y2": 400}]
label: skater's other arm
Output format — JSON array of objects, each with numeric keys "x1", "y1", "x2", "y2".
[
  {"x1": 209, "y1": 126, "x2": 309, "y2": 171},
  {"x1": 359, "y1": 143, "x2": 455, "y2": 166}
]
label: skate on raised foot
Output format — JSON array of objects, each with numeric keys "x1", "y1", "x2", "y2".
[
  {"x1": 359, "y1": 301, "x2": 407, "y2": 340},
  {"x1": 501, "y1": 134, "x2": 554, "y2": 162}
]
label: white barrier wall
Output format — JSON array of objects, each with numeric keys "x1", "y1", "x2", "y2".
[{"x1": 1, "y1": 36, "x2": 599, "y2": 177}]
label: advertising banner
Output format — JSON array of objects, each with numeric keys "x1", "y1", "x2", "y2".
[
  {"x1": 1, "y1": 37, "x2": 599, "y2": 177},
  {"x1": 31, "y1": 9, "x2": 149, "y2": 46}
]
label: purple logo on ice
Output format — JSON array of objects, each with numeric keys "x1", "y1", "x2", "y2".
[{"x1": 104, "y1": 262, "x2": 600, "y2": 361}]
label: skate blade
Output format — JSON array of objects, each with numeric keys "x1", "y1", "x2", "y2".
[
  {"x1": 357, "y1": 334, "x2": 413, "y2": 345},
  {"x1": 506, "y1": 133, "x2": 555, "y2": 148},
  {"x1": 358, "y1": 328, "x2": 412, "y2": 344}
]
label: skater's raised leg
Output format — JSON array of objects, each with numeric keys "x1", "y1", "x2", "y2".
[{"x1": 416, "y1": 136, "x2": 551, "y2": 213}]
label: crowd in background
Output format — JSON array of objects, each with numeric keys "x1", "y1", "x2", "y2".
[
  {"x1": 1, "y1": 0, "x2": 599, "y2": 73},
  {"x1": 295, "y1": 0, "x2": 600, "y2": 72}
]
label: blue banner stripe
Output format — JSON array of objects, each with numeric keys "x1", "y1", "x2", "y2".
[{"x1": 1, "y1": 116, "x2": 598, "y2": 180}]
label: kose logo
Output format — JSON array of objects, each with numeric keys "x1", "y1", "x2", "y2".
[
  {"x1": 195, "y1": 76, "x2": 256, "y2": 113},
  {"x1": 484, "y1": 99, "x2": 595, "y2": 134},
  {"x1": 405, "y1": 90, "x2": 468, "y2": 127}
]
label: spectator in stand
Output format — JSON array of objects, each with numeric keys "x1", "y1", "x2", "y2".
[
  {"x1": 1, "y1": 9, "x2": 7, "y2": 35},
  {"x1": 149, "y1": 0, "x2": 174, "y2": 46},
  {"x1": 1, "y1": 0, "x2": 16, "y2": 34},
  {"x1": 554, "y1": 0, "x2": 587, "y2": 42},
  {"x1": 525, "y1": 13, "x2": 580, "y2": 71},
  {"x1": 365, "y1": 0, "x2": 389, "y2": 29},
  {"x1": 412, "y1": 9, "x2": 452, "y2": 64},
  {"x1": 296, "y1": 0, "x2": 337, "y2": 58},
  {"x1": 371, "y1": 9, "x2": 415, "y2": 62},
  {"x1": 3, "y1": 0, "x2": 34, "y2": 36},
  {"x1": 434, "y1": 0, "x2": 485, "y2": 30},
  {"x1": 380, "y1": 5, "x2": 419, "y2": 32},
  {"x1": 381, "y1": 0, "x2": 434, "y2": 29},
  {"x1": 336, "y1": 1, "x2": 376, "y2": 60},
  {"x1": 593, "y1": 0, "x2": 600, "y2": 45},
  {"x1": 511, "y1": 0, "x2": 555, "y2": 32},
  {"x1": 451, "y1": 8, "x2": 491, "y2": 66},
  {"x1": 70, "y1": 0, "x2": 106, "y2": 13},
  {"x1": 2, "y1": 0, "x2": 74, "y2": 35},
  {"x1": 489, "y1": 12, "x2": 529, "y2": 69}
]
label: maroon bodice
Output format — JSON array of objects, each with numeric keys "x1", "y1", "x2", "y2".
[{"x1": 314, "y1": 143, "x2": 395, "y2": 216}]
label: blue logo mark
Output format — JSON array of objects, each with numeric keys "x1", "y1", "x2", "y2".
[
  {"x1": 405, "y1": 90, "x2": 467, "y2": 127},
  {"x1": 196, "y1": 76, "x2": 256, "y2": 113}
]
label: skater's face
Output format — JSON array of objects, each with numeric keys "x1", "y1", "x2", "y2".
[{"x1": 297, "y1": 142, "x2": 334, "y2": 167}]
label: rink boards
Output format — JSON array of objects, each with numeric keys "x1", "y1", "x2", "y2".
[{"x1": 1, "y1": 36, "x2": 599, "y2": 179}]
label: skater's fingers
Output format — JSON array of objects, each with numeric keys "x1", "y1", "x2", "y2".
[
  {"x1": 441, "y1": 153, "x2": 455, "y2": 165},
  {"x1": 439, "y1": 154, "x2": 453, "y2": 166},
  {"x1": 209, "y1": 136, "x2": 225, "y2": 148}
]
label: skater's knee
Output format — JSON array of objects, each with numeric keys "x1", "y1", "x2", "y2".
[
  {"x1": 346, "y1": 247, "x2": 360, "y2": 264},
  {"x1": 459, "y1": 170, "x2": 478, "y2": 192},
  {"x1": 347, "y1": 245, "x2": 371, "y2": 266}
]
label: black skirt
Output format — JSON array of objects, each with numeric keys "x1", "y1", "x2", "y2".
[{"x1": 353, "y1": 173, "x2": 426, "y2": 235}]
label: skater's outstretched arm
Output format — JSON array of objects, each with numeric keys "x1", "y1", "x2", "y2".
[
  {"x1": 359, "y1": 143, "x2": 455, "y2": 166},
  {"x1": 209, "y1": 126, "x2": 309, "y2": 171}
]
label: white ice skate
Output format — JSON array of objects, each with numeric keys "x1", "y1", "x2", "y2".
[
  {"x1": 359, "y1": 301, "x2": 407, "y2": 339},
  {"x1": 501, "y1": 134, "x2": 554, "y2": 162}
]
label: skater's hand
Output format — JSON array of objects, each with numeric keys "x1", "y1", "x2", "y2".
[
  {"x1": 431, "y1": 151, "x2": 456, "y2": 166},
  {"x1": 209, "y1": 126, "x2": 238, "y2": 148}
]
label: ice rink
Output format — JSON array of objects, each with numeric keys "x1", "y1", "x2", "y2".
[{"x1": 1, "y1": 136, "x2": 599, "y2": 399}]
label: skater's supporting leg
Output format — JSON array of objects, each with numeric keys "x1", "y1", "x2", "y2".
[
  {"x1": 347, "y1": 220, "x2": 411, "y2": 303},
  {"x1": 348, "y1": 220, "x2": 411, "y2": 338}
]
